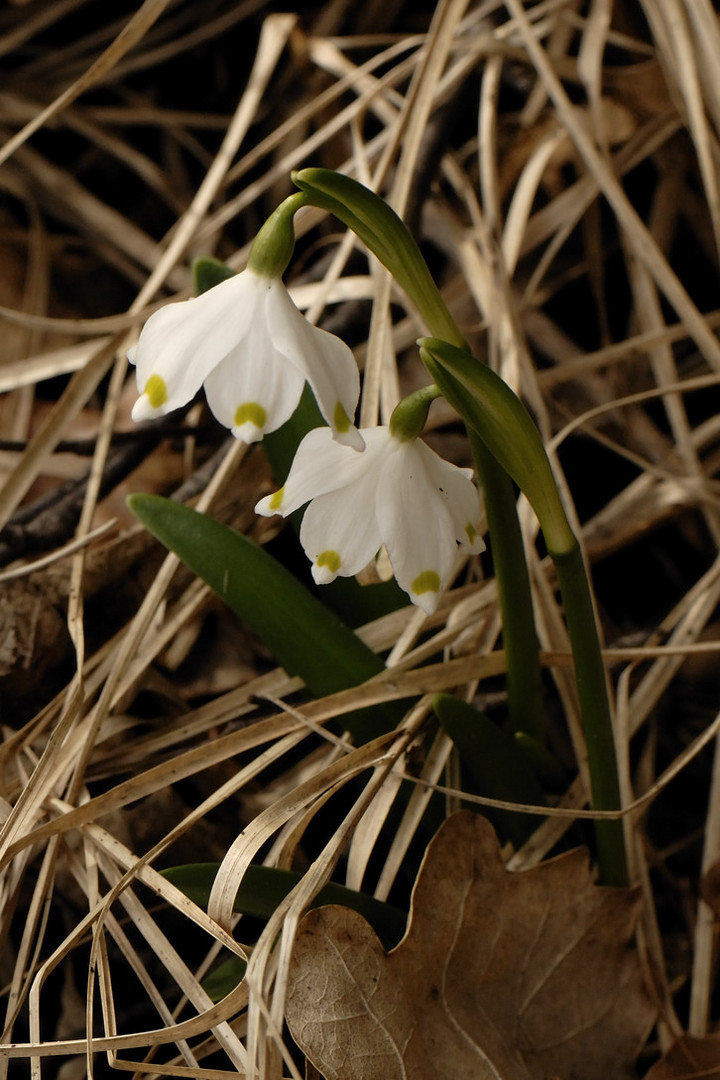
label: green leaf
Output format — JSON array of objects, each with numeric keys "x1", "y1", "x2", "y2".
[
  {"x1": 514, "y1": 730, "x2": 567, "y2": 792},
  {"x1": 202, "y1": 954, "x2": 247, "y2": 1003},
  {"x1": 192, "y1": 255, "x2": 236, "y2": 294},
  {"x1": 419, "y1": 338, "x2": 576, "y2": 556},
  {"x1": 433, "y1": 693, "x2": 547, "y2": 848},
  {"x1": 127, "y1": 493, "x2": 403, "y2": 742},
  {"x1": 162, "y1": 862, "x2": 407, "y2": 949}
]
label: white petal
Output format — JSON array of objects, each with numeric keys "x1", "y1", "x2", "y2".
[
  {"x1": 265, "y1": 284, "x2": 363, "y2": 446},
  {"x1": 257, "y1": 427, "x2": 384, "y2": 518},
  {"x1": 414, "y1": 442, "x2": 487, "y2": 552},
  {"x1": 130, "y1": 271, "x2": 260, "y2": 414},
  {"x1": 379, "y1": 494, "x2": 455, "y2": 613},
  {"x1": 415, "y1": 441, "x2": 485, "y2": 552},
  {"x1": 203, "y1": 327, "x2": 306, "y2": 443},
  {"x1": 131, "y1": 394, "x2": 161, "y2": 422},
  {"x1": 376, "y1": 440, "x2": 473, "y2": 613},
  {"x1": 299, "y1": 467, "x2": 383, "y2": 581}
]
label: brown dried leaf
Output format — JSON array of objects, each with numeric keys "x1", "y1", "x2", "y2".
[
  {"x1": 286, "y1": 813, "x2": 654, "y2": 1080},
  {"x1": 645, "y1": 1034, "x2": 720, "y2": 1079}
]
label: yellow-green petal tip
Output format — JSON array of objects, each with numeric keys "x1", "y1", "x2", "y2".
[
  {"x1": 411, "y1": 570, "x2": 441, "y2": 596},
  {"x1": 143, "y1": 373, "x2": 168, "y2": 409},
  {"x1": 317, "y1": 550, "x2": 341, "y2": 573},
  {"x1": 234, "y1": 402, "x2": 267, "y2": 430},
  {"x1": 333, "y1": 402, "x2": 352, "y2": 433}
]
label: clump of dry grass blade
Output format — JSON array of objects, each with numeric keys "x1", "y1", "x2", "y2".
[{"x1": 1, "y1": 0, "x2": 720, "y2": 1076}]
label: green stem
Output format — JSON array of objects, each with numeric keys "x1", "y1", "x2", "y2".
[
  {"x1": 289, "y1": 171, "x2": 628, "y2": 882},
  {"x1": 468, "y1": 430, "x2": 545, "y2": 743},
  {"x1": 552, "y1": 543, "x2": 628, "y2": 886},
  {"x1": 291, "y1": 169, "x2": 546, "y2": 745},
  {"x1": 292, "y1": 169, "x2": 462, "y2": 348},
  {"x1": 422, "y1": 341, "x2": 628, "y2": 885}
]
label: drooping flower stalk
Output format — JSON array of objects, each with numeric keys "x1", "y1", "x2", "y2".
[
  {"x1": 291, "y1": 174, "x2": 547, "y2": 739},
  {"x1": 420, "y1": 337, "x2": 627, "y2": 886},
  {"x1": 292, "y1": 169, "x2": 627, "y2": 885},
  {"x1": 127, "y1": 166, "x2": 627, "y2": 883},
  {"x1": 129, "y1": 193, "x2": 363, "y2": 450}
]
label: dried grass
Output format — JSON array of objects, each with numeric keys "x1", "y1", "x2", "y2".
[{"x1": 1, "y1": 1, "x2": 720, "y2": 1076}]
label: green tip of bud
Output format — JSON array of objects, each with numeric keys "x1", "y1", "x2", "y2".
[
  {"x1": 388, "y1": 383, "x2": 442, "y2": 442},
  {"x1": 317, "y1": 549, "x2": 341, "y2": 573},
  {"x1": 234, "y1": 402, "x2": 267, "y2": 432},
  {"x1": 247, "y1": 192, "x2": 307, "y2": 279}
]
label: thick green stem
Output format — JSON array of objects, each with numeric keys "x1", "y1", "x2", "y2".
[
  {"x1": 289, "y1": 171, "x2": 627, "y2": 883},
  {"x1": 422, "y1": 341, "x2": 628, "y2": 885},
  {"x1": 552, "y1": 543, "x2": 628, "y2": 885},
  {"x1": 468, "y1": 430, "x2": 545, "y2": 743}
]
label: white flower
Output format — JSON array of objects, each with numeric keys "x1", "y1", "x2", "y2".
[
  {"x1": 129, "y1": 269, "x2": 363, "y2": 448},
  {"x1": 255, "y1": 426, "x2": 485, "y2": 613}
]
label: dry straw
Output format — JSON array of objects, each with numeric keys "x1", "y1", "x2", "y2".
[{"x1": 1, "y1": 0, "x2": 720, "y2": 1075}]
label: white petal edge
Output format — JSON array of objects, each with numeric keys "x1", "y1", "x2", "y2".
[
  {"x1": 299, "y1": 465, "x2": 383, "y2": 581},
  {"x1": 265, "y1": 284, "x2": 363, "y2": 446},
  {"x1": 131, "y1": 394, "x2": 162, "y2": 422},
  {"x1": 131, "y1": 271, "x2": 262, "y2": 413},
  {"x1": 376, "y1": 439, "x2": 468, "y2": 612},
  {"x1": 203, "y1": 331, "x2": 306, "y2": 443},
  {"x1": 256, "y1": 427, "x2": 383, "y2": 518}
]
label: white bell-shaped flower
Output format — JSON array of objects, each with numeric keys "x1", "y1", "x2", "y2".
[
  {"x1": 129, "y1": 269, "x2": 363, "y2": 448},
  {"x1": 256, "y1": 426, "x2": 485, "y2": 613}
]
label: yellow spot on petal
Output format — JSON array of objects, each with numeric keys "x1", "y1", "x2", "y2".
[
  {"x1": 317, "y1": 550, "x2": 341, "y2": 573},
  {"x1": 333, "y1": 402, "x2": 352, "y2": 433},
  {"x1": 143, "y1": 374, "x2": 167, "y2": 409},
  {"x1": 411, "y1": 570, "x2": 441, "y2": 597},
  {"x1": 268, "y1": 486, "x2": 285, "y2": 512},
  {"x1": 465, "y1": 521, "x2": 478, "y2": 545},
  {"x1": 234, "y1": 402, "x2": 267, "y2": 430}
]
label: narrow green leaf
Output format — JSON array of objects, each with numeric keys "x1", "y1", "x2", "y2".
[
  {"x1": 514, "y1": 730, "x2": 567, "y2": 792},
  {"x1": 419, "y1": 338, "x2": 576, "y2": 556},
  {"x1": 467, "y1": 428, "x2": 545, "y2": 742},
  {"x1": 433, "y1": 693, "x2": 547, "y2": 847},
  {"x1": 162, "y1": 862, "x2": 407, "y2": 949},
  {"x1": 127, "y1": 493, "x2": 403, "y2": 741},
  {"x1": 423, "y1": 345, "x2": 628, "y2": 884},
  {"x1": 202, "y1": 954, "x2": 247, "y2": 1002}
]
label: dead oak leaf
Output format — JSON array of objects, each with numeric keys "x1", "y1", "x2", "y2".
[
  {"x1": 644, "y1": 1034, "x2": 720, "y2": 1079},
  {"x1": 286, "y1": 812, "x2": 654, "y2": 1080}
]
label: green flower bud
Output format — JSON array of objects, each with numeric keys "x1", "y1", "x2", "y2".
[
  {"x1": 247, "y1": 192, "x2": 306, "y2": 279},
  {"x1": 388, "y1": 384, "x2": 442, "y2": 443}
]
